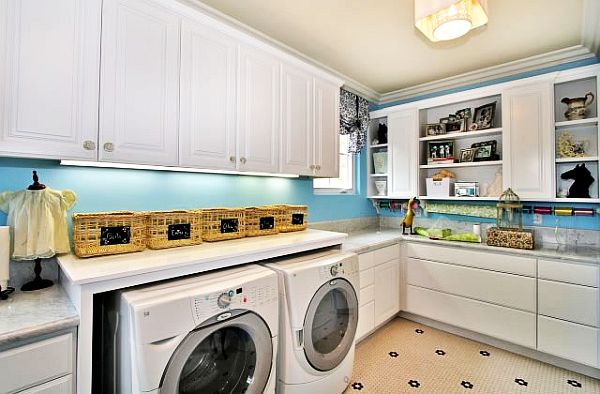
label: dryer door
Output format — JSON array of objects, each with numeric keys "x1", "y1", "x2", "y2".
[
  {"x1": 303, "y1": 278, "x2": 359, "y2": 371},
  {"x1": 159, "y1": 311, "x2": 272, "y2": 394}
]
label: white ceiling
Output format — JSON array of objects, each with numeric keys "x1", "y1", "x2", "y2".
[{"x1": 196, "y1": 0, "x2": 593, "y2": 96}]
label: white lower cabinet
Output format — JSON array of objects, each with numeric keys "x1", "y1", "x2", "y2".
[
  {"x1": 19, "y1": 376, "x2": 73, "y2": 394},
  {"x1": 538, "y1": 315, "x2": 599, "y2": 367},
  {"x1": 356, "y1": 244, "x2": 401, "y2": 341}
]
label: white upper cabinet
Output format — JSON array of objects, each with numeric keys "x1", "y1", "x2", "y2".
[
  {"x1": 0, "y1": 0, "x2": 102, "y2": 160},
  {"x1": 99, "y1": 0, "x2": 180, "y2": 166},
  {"x1": 388, "y1": 109, "x2": 419, "y2": 198},
  {"x1": 280, "y1": 63, "x2": 313, "y2": 175},
  {"x1": 313, "y1": 77, "x2": 340, "y2": 178},
  {"x1": 179, "y1": 19, "x2": 237, "y2": 170},
  {"x1": 502, "y1": 81, "x2": 554, "y2": 199},
  {"x1": 237, "y1": 45, "x2": 280, "y2": 173}
]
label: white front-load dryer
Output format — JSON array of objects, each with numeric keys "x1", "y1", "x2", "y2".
[
  {"x1": 115, "y1": 264, "x2": 279, "y2": 394},
  {"x1": 265, "y1": 250, "x2": 360, "y2": 394}
]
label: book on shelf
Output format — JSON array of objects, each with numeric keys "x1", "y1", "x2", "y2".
[{"x1": 427, "y1": 158, "x2": 455, "y2": 165}]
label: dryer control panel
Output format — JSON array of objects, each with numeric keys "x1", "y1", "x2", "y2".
[
  {"x1": 191, "y1": 283, "x2": 277, "y2": 325},
  {"x1": 318, "y1": 255, "x2": 359, "y2": 281}
]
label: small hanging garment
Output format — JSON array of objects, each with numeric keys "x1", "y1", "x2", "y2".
[{"x1": 0, "y1": 188, "x2": 77, "y2": 260}]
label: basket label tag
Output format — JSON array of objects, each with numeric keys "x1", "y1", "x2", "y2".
[
  {"x1": 292, "y1": 213, "x2": 304, "y2": 225},
  {"x1": 168, "y1": 223, "x2": 191, "y2": 240},
  {"x1": 259, "y1": 216, "x2": 275, "y2": 230},
  {"x1": 100, "y1": 226, "x2": 131, "y2": 245},
  {"x1": 220, "y1": 218, "x2": 239, "y2": 233}
]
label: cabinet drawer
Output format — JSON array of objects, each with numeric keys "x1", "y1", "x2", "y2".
[
  {"x1": 406, "y1": 243, "x2": 536, "y2": 277},
  {"x1": 538, "y1": 315, "x2": 598, "y2": 367},
  {"x1": 359, "y1": 268, "x2": 374, "y2": 289},
  {"x1": 19, "y1": 375, "x2": 73, "y2": 394},
  {"x1": 356, "y1": 301, "x2": 375, "y2": 342},
  {"x1": 358, "y1": 252, "x2": 375, "y2": 271},
  {"x1": 407, "y1": 258, "x2": 536, "y2": 312},
  {"x1": 0, "y1": 333, "x2": 72, "y2": 394},
  {"x1": 406, "y1": 285, "x2": 536, "y2": 348},
  {"x1": 372, "y1": 244, "x2": 400, "y2": 264},
  {"x1": 538, "y1": 259, "x2": 599, "y2": 287},
  {"x1": 360, "y1": 285, "x2": 375, "y2": 306},
  {"x1": 538, "y1": 279, "x2": 599, "y2": 327}
]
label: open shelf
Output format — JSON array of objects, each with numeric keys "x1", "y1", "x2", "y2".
[
  {"x1": 418, "y1": 195, "x2": 499, "y2": 201},
  {"x1": 555, "y1": 118, "x2": 598, "y2": 128},
  {"x1": 420, "y1": 160, "x2": 503, "y2": 169},
  {"x1": 554, "y1": 198, "x2": 600, "y2": 204},
  {"x1": 369, "y1": 173, "x2": 388, "y2": 177},
  {"x1": 419, "y1": 127, "x2": 502, "y2": 142},
  {"x1": 370, "y1": 143, "x2": 388, "y2": 149},
  {"x1": 555, "y1": 156, "x2": 599, "y2": 163}
]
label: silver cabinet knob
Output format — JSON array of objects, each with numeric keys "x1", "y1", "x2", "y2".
[
  {"x1": 239, "y1": 157, "x2": 247, "y2": 164},
  {"x1": 83, "y1": 140, "x2": 96, "y2": 150},
  {"x1": 309, "y1": 165, "x2": 315, "y2": 170},
  {"x1": 103, "y1": 142, "x2": 115, "y2": 152},
  {"x1": 315, "y1": 165, "x2": 321, "y2": 171},
  {"x1": 229, "y1": 156, "x2": 236, "y2": 163}
]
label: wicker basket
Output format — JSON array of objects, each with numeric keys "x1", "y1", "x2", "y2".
[
  {"x1": 271, "y1": 204, "x2": 308, "y2": 232},
  {"x1": 72, "y1": 211, "x2": 147, "y2": 258},
  {"x1": 200, "y1": 208, "x2": 246, "y2": 241},
  {"x1": 146, "y1": 210, "x2": 202, "y2": 249},
  {"x1": 245, "y1": 207, "x2": 279, "y2": 237}
]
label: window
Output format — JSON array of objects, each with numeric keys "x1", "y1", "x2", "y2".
[{"x1": 313, "y1": 134, "x2": 355, "y2": 193}]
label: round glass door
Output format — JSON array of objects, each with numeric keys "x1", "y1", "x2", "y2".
[
  {"x1": 160, "y1": 312, "x2": 272, "y2": 394},
  {"x1": 303, "y1": 278, "x2": 358, "y2": 371}
]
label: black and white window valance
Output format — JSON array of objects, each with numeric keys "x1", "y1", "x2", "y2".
[{"x1": 339, "y1": 89, "x2": 370, "y2": 154}]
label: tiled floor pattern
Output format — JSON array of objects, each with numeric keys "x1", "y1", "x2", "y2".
[{"x1": 344, "y1": 318, "x2": 600, "y2": 394}]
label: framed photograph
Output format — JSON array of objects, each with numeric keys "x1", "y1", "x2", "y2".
[
  {"x1": 459, "y1": 148, "x2": 475, "y2": 162},
  {"x1": 473, "y1": 102, "x2": 496, "y2": 130},
  {"x1": 426, "y1": 123, "x2": 444, "y2": 136},
  {"x1": 455, "y1": 108, "x2": 472, "y2": 119},
  {"x1": 445, "y1": 118, "x2": 467, "y2": 133},
  {"x1": 427, "y1": 140, "x2": 455, "y2": 163},
  {"x1": 471, "y1": 140, "x2": 499, "y2": 161}
]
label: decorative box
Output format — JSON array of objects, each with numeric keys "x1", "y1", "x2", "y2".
[
  {"x1": 146, "y1": 210, "x2": 202, "y2": 249},
  {"x1": 486, "y1": 227, "x2": 534, "y2": 250},
  {"x1": 425, "y1": 178, "x2": 455, "y2": 197},
  {"x1": 454, "y1": 182, "x2": 480, "y2": 197},
  {"x1": 269, "y1": 204, "x2": 308, "y2": 233},
  {"x1": 200, "y1": 208, "x2": 246, "y2": 242},
  {"x1": 245, "y1": 207, "x2": 279, "y2": 237},
  {"x1": 72, "y1": 211, "x2": 147, "y2": 258}
]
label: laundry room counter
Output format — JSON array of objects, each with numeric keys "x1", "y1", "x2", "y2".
[{"x1": 0, "y1": 286, "x2": 79, "y2": 347}]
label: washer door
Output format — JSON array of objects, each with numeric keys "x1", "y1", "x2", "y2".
[
  {"x1": 303, "y1": 278, "x2": 358, "y2": 372},
  {"x1": 159, "y1": 311, "x2": 272, "y2": 394}
]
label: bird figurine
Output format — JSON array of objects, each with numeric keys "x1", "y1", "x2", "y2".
[{"x1": 402, "y1": 197, "x2": 420, "y2": 235}]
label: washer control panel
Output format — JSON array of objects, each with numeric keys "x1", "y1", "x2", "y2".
[
  {"x1": 191, "y1": 283, "x2": 277, "y2": 325},
  {"x1": 318, "y1": 255, "x2": 358, "y2": 281}
]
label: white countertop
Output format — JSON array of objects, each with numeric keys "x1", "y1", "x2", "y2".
[{"x1": 58, "y1": 229, "x2": 346, "y2": 285}]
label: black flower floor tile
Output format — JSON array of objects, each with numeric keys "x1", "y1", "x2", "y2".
[{"x1": 408, "y1": 380, "x2": 420, "y2": 388}]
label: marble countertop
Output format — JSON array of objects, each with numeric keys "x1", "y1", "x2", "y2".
[
  {"x1": 0, "y1": 286, "x2": 79, "y2": 348},
  {"x1": 343, "y1": 229, "x2": 600, "y2": 263}
]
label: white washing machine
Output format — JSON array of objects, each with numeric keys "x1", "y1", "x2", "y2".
[
  {"x1": 265, "y1": 250, "x2": 360, "y2": 394},
  {"x1": 115, "y1": 264, "x2": 279, "y2": 394}
]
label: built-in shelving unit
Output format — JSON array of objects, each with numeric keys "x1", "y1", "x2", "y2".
[
  {"x1": 419, "y1": 160, "x2": 503, "y2": 170},
  {"x1": 553, "y1": 74, "x2": 599, "y2": 201},
  {"x1": 418, "y1": 127, "x2": 502, "y2": 142},
  {"x1": 367, "y1": 117, "x2": 390, "y2": 198}
]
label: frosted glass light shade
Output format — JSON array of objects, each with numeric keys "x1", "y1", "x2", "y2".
[{"x1": 415, "y1": 0, "x2": 488, "y2": 42}]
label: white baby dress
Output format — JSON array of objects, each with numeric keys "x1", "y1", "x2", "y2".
[{"x1": 0, "y1": 188, "x2": 77, "y2": 260}]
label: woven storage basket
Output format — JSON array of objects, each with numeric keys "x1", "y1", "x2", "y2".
[
  {"x1": 146, "y1": 210, "x2": 202, "y2": 249},
  {"x1": 72, "y1": 211, "x2": 146, "y2": 258},
  {"x1": 271, "y1": 204, "x2": 308, "y2": 232},
  {"x1": 245, "y1": 207, "x2": 279, "y2": 237},
  {"x1": 200, "y1": 208, "x2": 246, "y2": 241}
]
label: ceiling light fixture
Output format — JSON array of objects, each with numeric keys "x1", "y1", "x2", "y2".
[{"x1": 415, "y1": 0, "x2": 488, "y2": 42}]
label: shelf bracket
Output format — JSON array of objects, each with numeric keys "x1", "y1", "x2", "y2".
[{"x1": 371, "y1": 199, "x2": 381, "y2": 214}]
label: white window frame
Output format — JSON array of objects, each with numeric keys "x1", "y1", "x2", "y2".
[{"x1": 313, "y1": 134, "x2": 355, "y2": 194}]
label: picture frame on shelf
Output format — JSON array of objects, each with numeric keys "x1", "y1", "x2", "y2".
[
  {"x1": 459, "y1": 148, "x2": 475, "y2": 162},
  {"x1": 473, "y1": 102, "x2": 496, "y2": 130},
  {"x1": 455, "y1": 108, "x2": 472, "y2": 120},
  {"x1": 446, "y1": 118, "x2": 467, "y2": 133},
  {"x1": 428, "y1": 140, "x2": 455, "y2": 164},
  {"x1": 426, "y1": 123, "x2": 445, "y2": 136},
  {"x1": 471, "y1": 140, "x2": 499, "y2": 161}
]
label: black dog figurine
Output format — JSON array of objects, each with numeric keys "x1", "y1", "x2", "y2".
[{"x1": 561, "y1": 163, "x2": 595, "y2": 198}]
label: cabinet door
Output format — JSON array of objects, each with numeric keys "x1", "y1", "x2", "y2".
[
  {"x1": 388, "y1": 110, "x2": 419, "y2": 198},
  {"x1": 99, "y1": 0, "x2": 180, "y2": 166},
  {"x1": 356, "y1": 301, "x2": 375, "y2": 342},
  {"x1": 238, "y1": 46, "x2": 280, "y2": 173},
  {"x1": 538, "y1": 315, "x2": 598, "y2": 367},
  {"x1": 280, "y1": 63, "x2": 313, "y2": 175},
  {"x1": 313, "y1": 77, "x2": 340, "y2": 178},
  {"x1": 0, "y1": 0, "x2": 101, "y2": 160},
  {"x1": 502, "y1": 81, "x2": 554, "y2": 199},
  {"x1": 374, "y1": 259, "x2": 400, "y2": 326},
  {"x1": 179, "y1": 20, "x2": 237, "y2": 170}
]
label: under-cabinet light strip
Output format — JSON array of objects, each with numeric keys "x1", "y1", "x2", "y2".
[{"x1": 60, "y1": 160, "x2": 300, "y2": 178}]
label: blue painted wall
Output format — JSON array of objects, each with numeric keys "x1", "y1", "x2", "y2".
[{"x1": 0, "y1": 154, "x2": 375, "y2": 226}]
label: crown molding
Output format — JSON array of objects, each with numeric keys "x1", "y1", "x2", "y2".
[
  {"x1": 582, "y1": 0, "x2": 600, "y2": 56},
  {"x1": 378, "y1": 45, "x2": 596, "y2": 105}
]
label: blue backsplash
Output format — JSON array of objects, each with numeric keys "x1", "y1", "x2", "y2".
[{"x1": 0, "y1": 155, "x2": 375, "y2": 225}]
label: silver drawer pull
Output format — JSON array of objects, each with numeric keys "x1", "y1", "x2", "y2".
[
  {"x1": 83, "y1": 140, "x2": 96, "y2": 150},
  {"x1": 103, "y1": 142, "x2": 115, "y2": 152}
]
